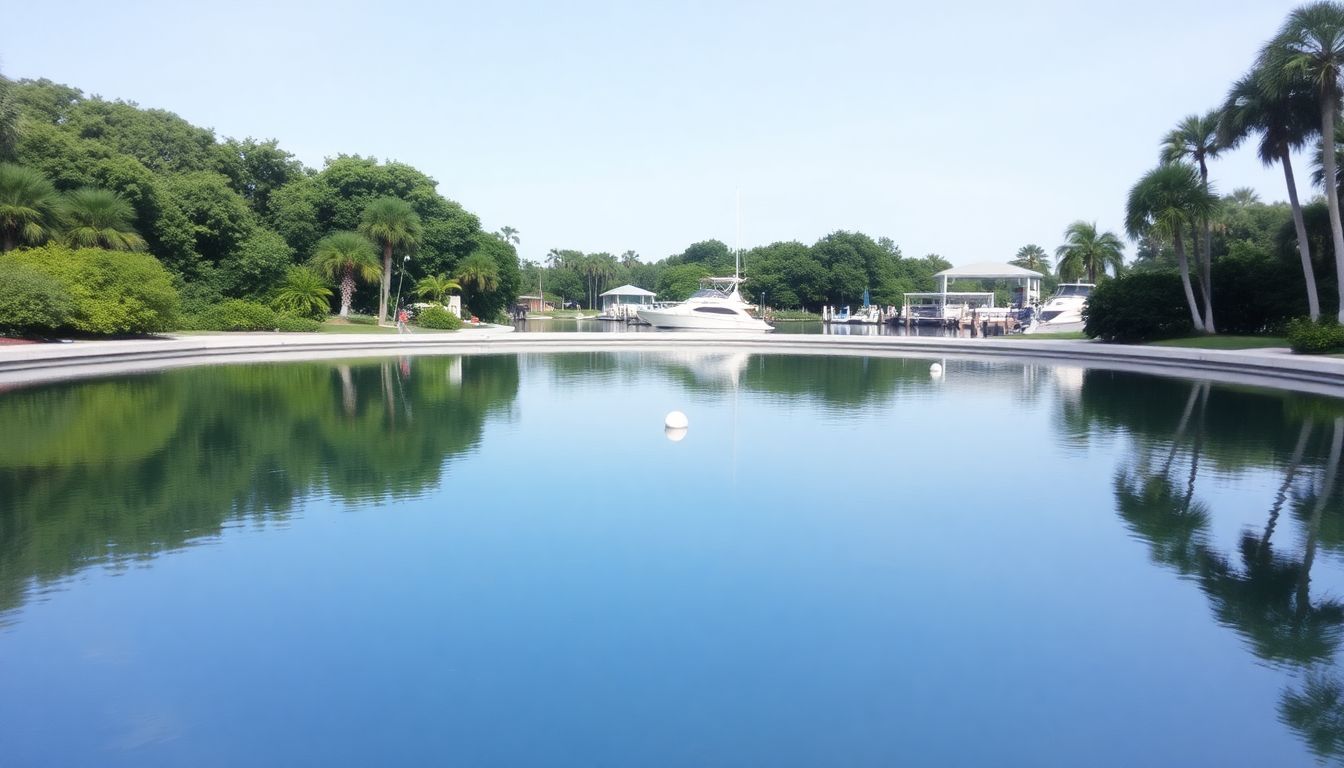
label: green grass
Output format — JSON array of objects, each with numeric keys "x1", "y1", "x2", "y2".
[
  {"x1": 1149, "y1": 335, "x2": 1288, "y2": 350},
  {"x1": 1004, "y1": 331, "x2": 1087, "y2": 340},
  {"x1": 317, "y1": 319, "x2": 399, "y2": 334}
]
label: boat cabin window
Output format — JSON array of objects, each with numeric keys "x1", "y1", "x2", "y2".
[
  {"x1": 1055, "y1": 284, "x2": 1092, "y2": 297},
  {"x1": 693, "y1": 307, "x2": 739, "y2": 315}
]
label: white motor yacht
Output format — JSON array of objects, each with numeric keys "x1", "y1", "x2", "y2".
[
  {"x1": 1025, "y1": 282, "x2": 1094, "y2": 334},
  {"x1": 636, "y1": 277, "x2": 773, "y2": 331}
]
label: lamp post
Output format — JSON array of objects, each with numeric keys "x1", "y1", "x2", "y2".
[{"x1": 392, "y1": 254, "x2": 410, "y2": 320}]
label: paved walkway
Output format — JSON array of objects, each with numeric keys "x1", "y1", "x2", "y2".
[{"x1": 1, "y1": 331, "x2": 1342, "y2": 396}]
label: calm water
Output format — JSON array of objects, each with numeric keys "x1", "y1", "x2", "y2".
[
  {"x1": 2, "y1": 353, "x2": 1344, "y2": 767},
  {"x1": 515, "y1": 318, "x2": 968, "y2": 335}
]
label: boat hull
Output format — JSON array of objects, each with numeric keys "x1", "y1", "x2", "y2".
[{"x1": 636, "y1": 308, "x2": 772, "y2": 331}]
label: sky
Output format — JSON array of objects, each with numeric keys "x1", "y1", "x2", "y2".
[{"x1": 0, "y1": 0, "x2": 1313, "y2": 267}]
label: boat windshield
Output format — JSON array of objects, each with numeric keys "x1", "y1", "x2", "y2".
[{"x1": 1053, "y1": 284, "x2": 1092, "y2": 298}]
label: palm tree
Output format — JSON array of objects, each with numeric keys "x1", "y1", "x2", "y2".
[
  {"x1": 1262, "y1": 1, "x2": 1344, "y2": 322},
  {"x1": 1011, "y1": 244, "x2": 1051, "y2": 275},
  {"x1": 414, "y1": 274, "x2": 462, "y2": 304},
  {"x1": 62, "y1": 188, "x2": 146, "y2": 251},
  {"x1": 545, "y1": 248, "x2": 562, "y2": 269},
  {"x1": 0, "y1": 74, "x2": 19, "y2": 162},
  {"x1": 0, "y1": 163, "x2": 62, "y2": 251},
  {"x1": 1054, "y1": 221, "x2": 1124, "y2": 283},
  {"x1": 620, "y1": 250, "x2": 640, "y2": 269},
  {"x1": 497, "y1": 226, "x2": 520, "y2": 245},
  {"x1": 454, "y1": 253, "x2": 500, "y2": 312},
  {"x1": 1162, "y1": 112, "x2": 1224, "y2": 331},
  {"x1": 1126, "y1": 164, "x2": 1217, "y2": 332},
  {"x1": 311, "y1": 231, "x2": 381, "y2": 318},
  {"x1": 1221, "y1": 66, "x2": 1322, "y2": 320},
  {"x1": 358, "y1": 197, "x2": 421, "y2": 323},
  {"x1": 271, "y1": 267, "x2": 332, "y2": 319}
]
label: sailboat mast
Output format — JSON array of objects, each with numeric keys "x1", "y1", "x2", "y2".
[{"x1": 735, "y1": 188, "x2": 741, "y2": 281}]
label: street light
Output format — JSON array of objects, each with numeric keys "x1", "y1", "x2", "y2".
[{"x1": 392, "y1": 254, "x2": 411, "y2": 321}]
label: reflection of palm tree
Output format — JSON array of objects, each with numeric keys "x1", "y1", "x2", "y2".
[
  {"x1": 1114, "y1": 472, "x2": 1210, "y2": 576},
  {"x1": 1279, "y1": 672, "x2": 1344, "y2": 764},
  {"x1": 1298, "y1": 417, "x2": 1344, "y2": 626}
]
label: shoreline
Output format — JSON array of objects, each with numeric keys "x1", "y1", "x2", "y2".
[{"x1": 1, "y1": 332, "x2": 1342, "y2": 398}]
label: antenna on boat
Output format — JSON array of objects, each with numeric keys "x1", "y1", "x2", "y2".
[{"x1": 734, "y1": 188, "x2": 741, "y2": 282}]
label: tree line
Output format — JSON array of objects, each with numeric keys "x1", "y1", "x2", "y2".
[{"x1": 0, "y1": 76, "x2": 521, "y2": 329}]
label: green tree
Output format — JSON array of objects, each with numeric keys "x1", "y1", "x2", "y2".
[
  {"x1": 311, "y1": 231, "x2": 380, "y2": 318},
  {"x1": 213, "y1": 137, "x2": 306, "y2": 217},
  {"x1": 414, "y1": 274, "x2": 461, "y2": 304},
  {"x1": 270, "y1": 266, "x2": 331, "y2": 319},
  {"x1": 1055, "y1": 221, "x2": 1124, "y2": 284},
  {"x1": 358, "y1": 196, "x2": 421, "y2": 323},
  {"x1": 0, "y1": 163, "x2": 62, "y2": 251},
  {"x1": 1162, "y1": 112, "x2": 1224, "y2": 331},
  {"x1": 1011, "y1": 244, "x2": 1051, "y2": 275},
  {"x1": 1222, "y1": 66, "x2": 1322, "y2": 320},
  {"x1": 453, "y1": 253, "x2": 500, "y2": 315},
  {"x1": 0, "y1": 73, "x2": 19, "y2": 161},
  {"x1": 62, "y1": 188, "x2": 146, "y2": 251},
  {"x1": 497, "y1": 225, "x2": 519, "y2": 245},
  {"x1": 1263, "y1": 1, "x2": 1344, "y2": 322},
  {"x1": 1126, "y1": 164, "x2": 1218, "y2": 332}
]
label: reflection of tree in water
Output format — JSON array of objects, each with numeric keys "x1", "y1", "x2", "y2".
[
  {"x1": 1099, "y1": 370, "x2": 1344, "y2": 763},
  {"x1": 0, "y1": 355, "x2": 518, "y2": 618}
]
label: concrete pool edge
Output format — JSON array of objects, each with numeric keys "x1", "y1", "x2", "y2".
[{"x1": 2, "y1": 332, "x2": 1343, "y2": 397}]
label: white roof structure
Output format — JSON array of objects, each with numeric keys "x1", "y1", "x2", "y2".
[
  {"x1": 933, "y1": 262, "x2": 1043, "y2": 280},
  {"x1": 599, "y1": 284, "x2": 656, "y2": 297}
]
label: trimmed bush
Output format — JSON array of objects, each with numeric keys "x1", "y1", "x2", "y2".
[
  {"x1": 1286, "y1": 317, "x2": 1344, "y2": 355},
  {"x1": 273, "y1": 314, "x2": 321, "y2": 332},
  {"x1": 5, "y1": 246, "x2": 179, "y2": 334},
  {"x1": 1084, "y1": 271, "x2": 1194, "y2": 342},
  {"x1": 0, "y1": 262, "x2": 75, "y2": 335},
  {"x1": 181, "y1": 300, "x2": 318, "y2": 332},
  {"x1": 415, "y1": 305, "x2": 462, "y2": 330}
]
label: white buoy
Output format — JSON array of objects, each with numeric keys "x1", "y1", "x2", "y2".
[
  {"x1": 665, "y1": 410, "x2": 689, "y2": 429},
  {"x1": 665, "y1": 426, "x2": 688, "y2": 442},
  {"x1": 929, "y1": 363, "x2": 943, "y2": 376}
]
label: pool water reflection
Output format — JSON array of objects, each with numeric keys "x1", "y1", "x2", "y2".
[{"x1": 1, "y1": 353, "x2": 1342, "y2": 766}]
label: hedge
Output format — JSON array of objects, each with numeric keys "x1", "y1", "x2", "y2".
[
  {"x1": 415, "y1": 305, "x2": 463, "y2": 330},
  {"x1": 2, "y1": 246, "x2": 179, "y2": 335},
  {"x1": 1286, "y1": 318, "x2": 1344, "y2": 355},
  {"x1": 1084, "y1": 271, "x2": 1194, "y2": 342},
  {"x1": 181, "y1": 299, "x2": 320, "y2": 332}
]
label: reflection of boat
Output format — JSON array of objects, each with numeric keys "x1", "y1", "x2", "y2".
[
  {"x1": 1025, "y1": 283, "x2": 1093, "y2": 334},
  {"x1": 636, "y1": 277, "x2": 772, "y2": 331}
]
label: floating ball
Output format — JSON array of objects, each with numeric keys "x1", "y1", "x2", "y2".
[
  {"x1": 929, "y1": 363, "x2": 943, "y2": 376},
  {"x1": 665, "y1": 410, "x2": 689, "y2": 429}
]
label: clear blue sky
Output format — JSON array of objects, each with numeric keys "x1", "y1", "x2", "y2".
[{"x1": 1, "y1": 0, "x2": 1310, "y2": 266}]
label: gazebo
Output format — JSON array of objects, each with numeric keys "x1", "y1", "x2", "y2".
[
  {"x1": 599, "y1": 285, "x2": 657, "y2": 313},
  {"x1": 902, "y1": 261, "x2": 1044, "y2": 327}
]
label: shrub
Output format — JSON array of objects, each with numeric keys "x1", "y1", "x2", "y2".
[
  {"x1": 182, "y1": 299, "x2": 320, "y2": 332},
  {"x1": 415, "y1": 305, "x2": 462, "y2": 330},
  {"x1": 1286, "y1": 317, "x2": 1344, "y2": 355},
  {"x1": 270, "y1": 266, "x2": 331, "y2": 320},
  {"x1": 1084, "y1": 270, "x2": 1194, "y2": 342},
  {"x1": 6, "y1": 246, "x2": 179, "y2": 334},
  {"x1": 0, "y1": 262, "x2": 75, "y2": 335}
]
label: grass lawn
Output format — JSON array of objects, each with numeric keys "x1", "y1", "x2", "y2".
[
  {"x1": 1150, "y1": 335, "x2": 1288, "y2": 350},
  {"x1": 318, "y1": 319, "x2": 399, "y2": 334},
  {"x1": 1004, "y1": 331, "x2": 1087, "y2": 340}
]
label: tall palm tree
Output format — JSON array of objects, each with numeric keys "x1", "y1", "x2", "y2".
[
  {"x1": 1162, "y1": 112, "x2": 1224, "y2": 331},
  {"x1": 620, "y1": 250, "x2": 641, "y2": 269},
  {"x1": 454, "y1": 253, "x2": 500, "y2": 312},
  {"x1": 1262, "y1": 1, "x2": 1344, "y2": 322},
  {"x1": 0, "y1": 74, "x2": 19, "y2": 162},
  {"x1": 62, "y1": 188, "x2": 147, "y2": 251},
  {"x1": 1221, "y1": 66, "x2": 1322, "y2": 319},
  {"x1": 414, "y1": 274, "x2": 462, "y2": 304},
  {"x1": 545, "y1": 248, "x2": 562, "y2": 269},
  {"x1": 0, "y1": 163, "x2": 62, "y2": 251},
  {"x1": 271, "y1": 267, "x2": 332, "y2": 319},
  {"x1": 1054, "y1": 221, "x2": 1124, "y2": 283},
  {"x1": 358, "y1": 197, "x2": 421, "y2": 323},
  {"x1": 311, "y1": 231, "x2": 381, "y2": 318},
  {"x1": 1126, "y1": 164, "x2": 1217, "y2": 332},
  {"x1": 497, "y1": 226, "x2": 520, "y2": 245},
  {"x1": 1011, "y1": 244, "x2": 1051, "y2": 275}
]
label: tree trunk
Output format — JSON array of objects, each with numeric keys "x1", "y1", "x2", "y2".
[
  {"x1": 1173, "y1": 229, "x2": 1205, "y2": 332},
  {"x1": 1297, "y1": 417, "x2": 1343, "y2": 616},
  {"x1": 1321, "y1": 97, "x2": 1344, "y2": 324},
  {"x1": 1282, "y1": 149, "x2": 1322, "y2": 321},
  {"x1": 339, "y1": 269, "x2": 355, "y2": 318},
  {"x1": 1198, "y1": 158, "x2": 1216, "y2": 333},
  {"x1": 337, "y1": 365, "x2": 356, "y2": 416},
  {"x1": 1260, "y1": 420, "x2": 1313, "y2": 552},
  {"x1": 379, "y1": 242, "x2": 393, "y2": 323}
]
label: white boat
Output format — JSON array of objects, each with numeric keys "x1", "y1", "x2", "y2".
[
  {"x1": 636, "y1": 277, "x2": 773, "y2": 331},
  {"x1": 846, "y1": 304, "x2": 883, "y2": 325},
  {"x1": 1025, "y1": 282, "x2": 1094, "y2": 334}
]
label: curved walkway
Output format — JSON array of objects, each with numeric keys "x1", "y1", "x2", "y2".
[{"x1": 2, "y1": 331, "x2": 1343, "y2": 397}]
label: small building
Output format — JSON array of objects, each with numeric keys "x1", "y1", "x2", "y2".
[
  {"x1": 599, "y1": 285, "x2": 657, "y2": 314},
  {"x1": 517, "y1": 294, "x2": 555, "y2": 313}
]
